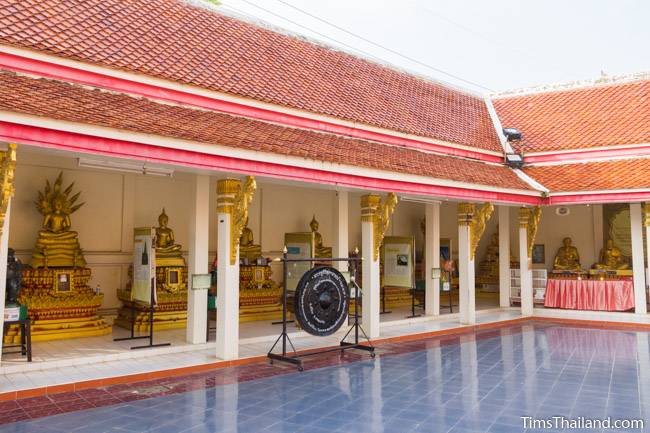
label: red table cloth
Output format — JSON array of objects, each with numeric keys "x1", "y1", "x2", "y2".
[{"x1": 544, "y1": 279, "x2": 635, "y2": 311}]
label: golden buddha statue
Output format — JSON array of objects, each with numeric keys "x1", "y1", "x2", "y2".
[
  {"x1": 310, "y1": 215, "x2": 332, "y2": 258},
  {"x1": 154, "y1": 208, "x2": 185, "y2": 267},
  {"x1": 553, "y1": 237, "x2": 582, "y2": 272},
  {"x1": 9, "y1": 172, "x2": 111, "y2": 343},
  {"x1": 593, "y1": 239, "x2": 629, "y2": 271},
  {"x1": 239, "y1": 217, "x2": 262, "y2": 262},
  {"x1": 31, "y1": 172, "x2": 85, "y2": 268},
  {"x1": 116, "y1": 208, "x2": 187, "y2": 331}
]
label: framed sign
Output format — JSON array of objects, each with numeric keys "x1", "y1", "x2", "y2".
[
  {"x1": 54, "y1": 270, "x2": 73, "y2": 292},
  {"x1": 284, "y1": 232, "x2": 315, "y2": 291},
  {"x1": 381, "y1": 236, "x2": 415, "y2": 289},
  {"x1": 133, "y1": 227, "x2": 156, "y2": 304}
]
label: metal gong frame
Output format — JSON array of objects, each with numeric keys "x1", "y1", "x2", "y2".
[{"x1": 267, "y1": 251, "x2": 375, "y2": 371}]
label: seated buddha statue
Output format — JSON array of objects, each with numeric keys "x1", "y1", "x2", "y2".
[
  {"x1": 553, "y1": 237, "x2": 582, "y2": 272},
  {"x1": 593, "y1": 239, "x2": 629, "y2": 271},
  {"x1": 31, "y1": 172, "x2": 86, "y2": 268},
  {"x1": 239, "y1": 217, "x2": 262, "y2": 262},
  {"x1": 310, "y1": 215, "x2": 332, "y2": 258},
  {"x1": 155, "y1": 208, "x2": 185, "y2": 267}
]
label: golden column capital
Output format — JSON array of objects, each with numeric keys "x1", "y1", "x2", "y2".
[
  {"x1": 217, "y1": 176, "x2": 256, "y2": 265},
  {"x1": 0, "y1": 143, "x2": 17, "y2": 237},
  {"x1": 360, "y1": 194, "x2": 381, "y2": 222},
  {"x1": 643, "y1": 203, "x2": 650, "y2": 227},
  {"x1": 458, "y1": 202, "x2": 494, "y2": 259},
  {"x1": 362, "y1": 193, "x2": 398, "y2": 261},
  {"x1": 519, "y1": 206, "x2": 541, "y2": 258},
  {"x1": 457, "y1": 203, "x2": 475, "y2": 226}
]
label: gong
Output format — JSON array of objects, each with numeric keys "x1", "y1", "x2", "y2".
[{"x1": 294, "y1": 266, "x2": 349, "y2": 336}]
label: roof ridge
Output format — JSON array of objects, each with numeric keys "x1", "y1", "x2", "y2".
[{"x1": 492, "y1": 71, "x2": 650, "y2": 99}]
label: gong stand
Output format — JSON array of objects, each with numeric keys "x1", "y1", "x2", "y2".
[{"x1": 267, "y1": 254, "x2": 375, "y2": 371}]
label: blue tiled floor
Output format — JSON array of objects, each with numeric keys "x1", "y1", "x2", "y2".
[{"x1": 3, "y1": 324, "x2": 649, "y2": 432}]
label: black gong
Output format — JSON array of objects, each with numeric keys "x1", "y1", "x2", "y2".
[{"x1": 294, "y1": 266, "x2": 349, "y2": 336}]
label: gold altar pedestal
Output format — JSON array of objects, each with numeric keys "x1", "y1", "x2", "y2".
[
  {"x1": 238, "y1": 264, "x2": 282, "y2": 322},
  {"x1": 5, "y1": 267, "x2": 111, "y2": 343},
  {"x1": 381, "y1": 286, "x2": 413, "y2": 309},
  {"x1": 115, "y1": 265, "x2": 188, "y2": 332}
]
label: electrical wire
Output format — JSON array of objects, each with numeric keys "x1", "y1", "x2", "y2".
[{"x1": 269, "y1": 0, "x2": 494, "y2": 91}]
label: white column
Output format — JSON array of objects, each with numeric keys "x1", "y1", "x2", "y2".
[
  {"x1": 458, "y1": 204, "x2": 475, "y2": 325},
  {"x1": 186, "y1": 175, "x2": 210, "y2": 344},
  {"x1": 0, "y1": 202, "x2": 11, "y2": 361},
  {"x1": 630, "y1": 203, "x2": 647, "y2": 314},
  {"x1": 361, "y1": 195, "x2": 380, "y2": 339},
  {"x1": 216, "y1": 179, "x2": 241, "y2": 360},
  {"x1": 498, "y1": 206, "x2": 511, "y2": 308},
  {"x1": 333, "y1": 190, "x2": 349, "y2": 272},
  {"x1": 425, "y1": 202, "x2": 440, "y2": 316},
  {"x1": 519, "y1": 208, "x2": 534, "y2": 316}
]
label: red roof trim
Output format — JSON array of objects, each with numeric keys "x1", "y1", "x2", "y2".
[
  {"x1": 0, "y1": 121, "x2": 538, "y2": 204},
  {"x1": 524, "y1": 144, "x2": 650, "y2": 164},
  {"x1": 548, "y1": 191, "x2": 650, "y2": 205},
  {"x1": 0, "y1": 51, "x2": 501, "y2": 163}
]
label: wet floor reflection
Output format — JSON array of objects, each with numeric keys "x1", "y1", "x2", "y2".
[{"x1": 2, "y1": 324, "x2": 649, "y2": 433}]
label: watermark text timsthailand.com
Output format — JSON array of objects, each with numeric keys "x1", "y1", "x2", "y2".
[{"x1": 521, "y1": 416, "x2": 645, "y2": 430}]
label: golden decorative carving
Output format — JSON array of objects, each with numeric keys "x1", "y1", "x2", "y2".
[
  {"x1": 0, "y1": 143, "x2": 16, "y2": 237},
  {"x1": 360, "y1": 193, "x2": 398, "y2": 261},
  {"x1": 471, "y1": 203, "x2": 494, "y2": 260},
  {"x1": 519, "y1": 206, "x2": 541, "y2": 258},
  {"x1": 457, "y1": 202, "x2": 494, "y2": 260},
  {"x1": 374, "y1": 193, "x2": 398, "y2": 261},
  {"x1": 217, "y1": 177, "x2": 257, "y2": 265},
  {"x1": 644, "y1": 203, "x2": 650, "y2": 227}
]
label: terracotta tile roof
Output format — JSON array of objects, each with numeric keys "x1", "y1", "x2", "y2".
[
  {"x1": 0, "y1": 71, "x2": 531, "y2": 191},
  {"x1": 525, "y1": 159, "x2": 650, "y2": 192},
  {"x1": 0, "y1": 0, "x2": 502, "y2": 153},
  {"x1": 493, "y1": 79, "x2": 650, "y2": 153}
]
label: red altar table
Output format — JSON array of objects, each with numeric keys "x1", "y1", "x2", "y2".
[{"x1": 544, "y1": 278, "x2": 635, "y2": 311}]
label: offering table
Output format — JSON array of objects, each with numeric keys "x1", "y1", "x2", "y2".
[{"x1": 544, "y1": 278, "x2": 634, "y2": 311}]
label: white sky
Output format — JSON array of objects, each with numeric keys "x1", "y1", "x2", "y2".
[{"x1": 218, "y1": 0, "x2": 650, "y2": 93}]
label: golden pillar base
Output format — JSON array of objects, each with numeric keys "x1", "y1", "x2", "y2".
[
  {"x1": 115, "y1": 264, "x2": 188, "y2": 331},
  {"x1": 10, "y1": 267, "x2": 113, "y2": 342},
  {"x1": 114, "y1": 309, "x2": 187, "y2": 332},
  {"x1": 382, "y1": 286, "x2": 414, "y2": 308},
  {"x1": 4, "y1": 316, "x2": 111, "y2": 343}
]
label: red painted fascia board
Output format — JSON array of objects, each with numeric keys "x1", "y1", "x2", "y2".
[
  {"x1": 547, "y1": 191, "x2": 650, "y2": 205},
  {"x1": 0, "y1": 51, "x2": 502, "y2": 163},
  {"x1": 0, "y1": 121, "x2": 539, "y2": 204},
  {"x1": 525, "y1": 145, "x2": 650, "y2": 164}
]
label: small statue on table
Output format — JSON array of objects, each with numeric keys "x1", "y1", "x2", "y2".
[
  {"x1": 552, "y1": 237, "x2": 583, "y2": 273},
  {"x1": 310, "y1": 215, "x2": 332, "y2": 259},
  {"x1": 239, "y1": 217, "x2": 262, "y2": 263},
  {"x1": 593, "y1": 239, "x2": 629, "y2": 271}
]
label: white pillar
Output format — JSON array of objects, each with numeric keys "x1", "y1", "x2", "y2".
[
  {"x1": 630, "y1": 203, "x2": 647, "y2": 314},
  {"x1": 425, "y1": 202, "x2": 440, "y2": 316},
  {"x1": 216, "y1": 179, "x2": 241, "y2": 360},
  {"x1": 458, "y1": 204, "x2": 475, "y2": 325},
  {"x1": 186, "y1": 175, "x2": 210, "y2": 344},
  {"x1": 498, "y1": 206, "x2": 511, "y2": 308},
  {"x1": 333, "y1": 190, "x2": 349, "y2": 273},
  {"x1": 0, "y1": 202, "x2": 11, "y2": 361},
  {"x1": 361, "y1": 195, "x2": 380, "y2": 339},
  {"x1": 519, "y1": 208, "x2": 534, "y2": 316}
]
